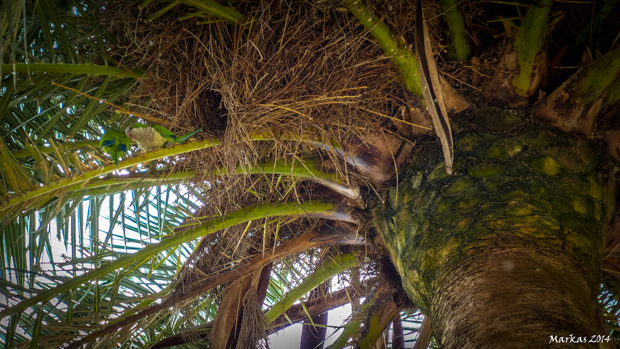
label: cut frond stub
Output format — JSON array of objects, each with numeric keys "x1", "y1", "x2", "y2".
[{"x1": 415, "y1": 0, "x2": 454, "y2": 174}]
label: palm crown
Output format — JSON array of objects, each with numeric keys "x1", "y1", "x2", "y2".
[{"x1": 1, "y1": 0, "x2": 620, "y2": 348}]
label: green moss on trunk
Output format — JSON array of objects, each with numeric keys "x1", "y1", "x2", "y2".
[{"x1": 375, "y1": 108, "x2": 615, "y2": 347}]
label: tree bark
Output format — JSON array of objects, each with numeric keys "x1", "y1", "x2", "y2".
[{"x1": 375, "y1": 108, "x2": 616, "y2": 348}]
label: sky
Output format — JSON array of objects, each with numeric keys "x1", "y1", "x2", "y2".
[
  {"x1": 268, "y1": 303, "x2": 352, "y2": 348},
  {"x1": 268, "y1": 302, "x2": 421, "y2": 348}
]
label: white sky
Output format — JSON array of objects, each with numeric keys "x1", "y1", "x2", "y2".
[
  {"x1": 269, "y1": 303, "x2": 352, "y2": 348},
  {"x1": 268, "y1": 302, "x2": 421, "y2": 348}
]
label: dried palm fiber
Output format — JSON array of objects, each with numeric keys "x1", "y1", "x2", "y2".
[
  {"x1": 236, "y1": 288, "x2": 268, "y2": 349},
  {"x1": 95, "y1": 0, "x2": 437, "y2": 340},
  {"x1": 96, "y1": 0, "x2": 451, "y2": 242},
  {"x1": 96, "y1": 0, "x2": 424, "y2": 172}
]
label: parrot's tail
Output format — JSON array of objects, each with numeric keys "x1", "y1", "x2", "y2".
[
  {"x1": 174, "y1": 128, "x2": 202, "y2": 144},
  {"x1": 114, "y1": 147, "x2": 119, "y2": 166}
]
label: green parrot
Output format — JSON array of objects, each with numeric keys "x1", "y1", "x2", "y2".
[
  {"x1": 124, "y1": 123, "x2": 202, "y2": 152},
  {"x1": 100, "y1": 129, "x2": 131, "y2": 165}
]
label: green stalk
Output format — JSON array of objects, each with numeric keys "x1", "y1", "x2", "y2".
[
  {"x1": 512, "y1": 0, "x2": 552, "y2": 96},
  {"x1": 605, "y1": 77, "x2": 620, "y2": 107},
  {"x1": 8, "y1": 136, "x2": 358, "y2": 215},
  {"x1": 29, "y1": 307, "x2": 44, "y2": 349},
  {"x1": 64, "y1": 171, "x2": 197, "y2": 193},
  {"x1": 343, "y1": 0, "x2": 423, "y2": 97},
  {"x1": 223, "y1": 158, "x2": 359, "y2": 199},
  {"x1": 145, "y1": 0, "x2": 181, "y2": 23},
  {"x1": 1, "y1": 139, "x2": 220, "y2": 214},
  {"x1": 60, "y1": 156, "x2": 357, "y2": 201},
  {"x1": 439, "y1": 0, "x2": 471, "y2": 61},
  {"x1": 230, "y1": 158, "x2": 342, "y2": 184},
  {"x1": 264, "y1": 253, "x2": 361, "y2": 323},
  {"x1": 330, "y1": 300, "x2": 369, "y2": 349},
  {"x1": 5, "y1": 313, "x2": 20, "y2": 349},
  {"x1": 566, "y1": 44, "x2": 620, "y2": 102},
  {"x1": 180, "y1": 0, "x2": 245, "y2": 26},
  {"x1": 1, "y1": 63, "x2": 144, "y2": 79},
  {"x1": 61, "y1": 177, "x2": 191, "y2": 199},
  {"x1": 12, "y1": 140, "x2": 100, "y2": 158},
  {"x1": 13, "y1": 132, "x2": 339, "y2": 159},
  {"x1": 0, "y1": 200, "x2": 342, "y2": 319},
  {"x1": 0, "y1": 1, "x2": 24, "y2": 61}
]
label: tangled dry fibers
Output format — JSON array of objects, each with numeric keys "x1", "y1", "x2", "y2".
[
  {"x1": 100, "y1": 0, "x2": 417, "y2": 151},
  {"x1": 97, "y1": 0, "x2": 419, "y2": 240},
  {"x1": 98, "y1": 0, "x2": 423, "y2": 298},
  {"x1": 92, "y1": 1, "x2": 480, "y2": 342},
  {"x1": 92, "y1": 0, "x2": 620, "y2": 344}
]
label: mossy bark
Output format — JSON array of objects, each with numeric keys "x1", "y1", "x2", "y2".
[{"x1": 375, "y1": 108, "x2": 615, "y2": 348}]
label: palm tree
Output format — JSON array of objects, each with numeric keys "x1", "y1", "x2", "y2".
[{"x1": 1, "y1": 0, "x2": 620, "y2": 348}]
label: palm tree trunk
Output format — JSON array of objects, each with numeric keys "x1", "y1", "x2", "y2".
[
  {"x1": 432, "y1": 241, "x2": 601, "y2": 347},
  {"x1": 375, "y1": 109, "x2": 615, "y2": 348}
]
